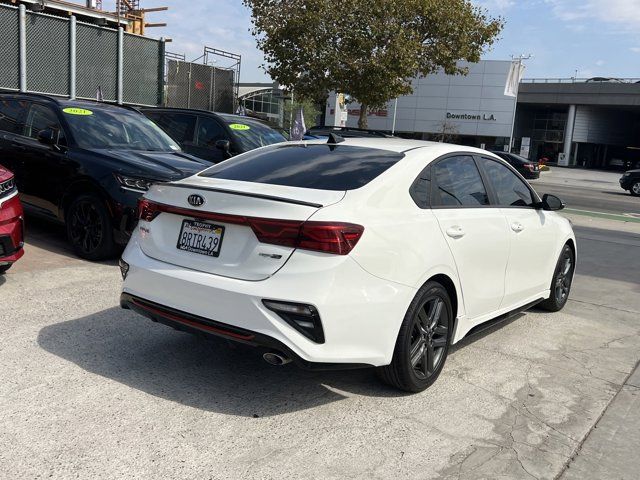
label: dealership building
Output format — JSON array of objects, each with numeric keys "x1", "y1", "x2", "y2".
[{"x1": 324, "y1": 60, "x2": 640, "y2": 169}]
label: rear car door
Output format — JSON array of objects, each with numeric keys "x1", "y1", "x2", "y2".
[
  {"x1": 19, "y1": 103, "x2": 70, "y2": 217},
  {"x1": 430, "y1": 155, "x2": 510, "y2": 320},
  {"x1": 188, "y1": 115, "x2": 230, "y2": 163},
  {"x1": 144, "y1": 110, "x2": 196, "y2": 149},
  {"x1": 477, "y1": 157, "x2": 558, "y2": 306}
]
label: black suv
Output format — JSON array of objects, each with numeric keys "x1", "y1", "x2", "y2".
[
  {"x1": 0, "y1": 93, "x2": 211, "y2": 260},
  {"x1": 141, "y1": 108, "x2": 287, "y2": 163}
]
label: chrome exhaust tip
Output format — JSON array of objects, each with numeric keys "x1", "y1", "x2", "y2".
[{"x1": 262, "y1": 352, "x2": 292, "y2": 366}]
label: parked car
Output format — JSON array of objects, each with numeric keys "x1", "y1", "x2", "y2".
[
  {"x1": 620, "y1": 170, "x2": 640, "y2": 196},
  {"x1": 304, "y1": 126, "x2": 394, "y2": 140},
  {"x1": 141, "y1": 108, "x2": 287, "y2": 163},
  {"x1": 0, "y1": 165, "x2": 24, "y2": 274},
  {"x1": 0, "y1": 93, "x2": 212, "y2": 260},
  {"x1": 120, "y1": 137, "x2": 576, "y2": 392},
  {"x1": 490, "y1": 151, "x2": 540, "y2": 179}
]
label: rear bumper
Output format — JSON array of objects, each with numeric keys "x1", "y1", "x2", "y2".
[
  {"x1": 0, "y1": 193, "x2": 24, "y2": 265},
  {"x1": 121, "y1": 233, "x2": 417, "y2": 367},
  {"x1": 120, "y1": 293, "x2": 370, "y2": 370}
]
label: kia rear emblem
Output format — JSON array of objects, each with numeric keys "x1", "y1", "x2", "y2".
[{"x1": 188, "y1": 194, "x2": 205, "y2": 207}]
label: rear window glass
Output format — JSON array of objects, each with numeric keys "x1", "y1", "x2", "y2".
[{"x1": 198, "y1": 144, "x2": 404, "y2": 190}]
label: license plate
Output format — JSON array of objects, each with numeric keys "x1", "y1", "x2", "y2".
[{"x1": 176, "y1": 219, "x2": 225, "y2": 257}]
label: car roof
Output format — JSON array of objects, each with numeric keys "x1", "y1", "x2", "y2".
[
  {"x1": 0, "y1": 91, "x2": 142, "y2": 114},
  {"x1": 139, "y1": 107, "x2": 271, "y2": 125},
  {"x1": 298, "y1": 137, "x2": 495, "y2": 156}
]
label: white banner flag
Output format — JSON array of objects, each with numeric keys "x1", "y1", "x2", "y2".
[
  {"x1": 504, "y1": 61, "x2": 525, "y2": 97},
  {"x1": 290, "y1": 107, "x2": 306, "y2": 141}
]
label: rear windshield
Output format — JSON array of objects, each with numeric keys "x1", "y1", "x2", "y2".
[{"x1": 198, "y1": 144, "x2": 404, "y2": 190}]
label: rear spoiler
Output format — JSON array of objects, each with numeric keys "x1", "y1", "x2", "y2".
[{"x1": 166, "y1": 182, "x2": 324, "y2": 208}]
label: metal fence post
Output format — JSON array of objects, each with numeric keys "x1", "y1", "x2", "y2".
[
  {"x1": 117, "y1": 26, "x2": 124, "y2": 104},
  {"x1": 18, "y1": 4, "x2": 26, "y2": 92},
  {"x1": 158, "y1": 37, "x2": 166, "y2": 106},
  {"x1": 69, "y1": 15, "x2": 76, "y2": 99}
]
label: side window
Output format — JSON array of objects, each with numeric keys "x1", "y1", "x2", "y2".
[
  {"x1": 147, "y1": 112, "x2": 195, "y2": 144},
  {"x1": 0, "y1": 98, "x2": 26, "y2": 134},
  {"x1": 25, "y1": 104, "x2": 64, "y2": 143},
  {"x1": 480, "y1": 158, "x2": 535, "y2": 207},
  {"x1": 410, "y1": 166, "x2": 431, "y2": 209},
  {"x1": 433, "y1": 156, "x2": 489, "y2": 207},
  {"x1": 196, "y1": 117, "x2": 226, "y2": 147}
]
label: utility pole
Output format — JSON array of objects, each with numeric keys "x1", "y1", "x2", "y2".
[{"x1": 508, "y1": 53, "x2": 532, "y2": 153}]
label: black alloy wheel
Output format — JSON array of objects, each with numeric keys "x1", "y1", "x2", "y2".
[
  {"x1": 66, "y1": 194, "x2": 115, "y2": 261},
  {"x1": 378, "y1": 281, "x2": 452, "y2": 392},
  {"x1": 540, "y1": 244, "x2": 575, "y2": 312}
]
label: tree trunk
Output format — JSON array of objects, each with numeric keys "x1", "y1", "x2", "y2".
[{"x1": 358, "y1": 104, "x2": 368, "y2": 129}]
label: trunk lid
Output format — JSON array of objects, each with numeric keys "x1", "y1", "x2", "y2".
[{"x1": 138, "y1": 177, "x2": 345, "y2": 280}]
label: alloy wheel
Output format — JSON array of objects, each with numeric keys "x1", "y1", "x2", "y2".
[
  {"x1": 632, "y1": 182, "x2": 640, "y2": 195},
  {"x1": 554, "y1": 251, "x2": 573, "y2": 304},
  {"x1": 68, "y1": 200, "x2": 105, "y2": 255},
  {"x1": 409, "y1": 296, "x2": 449, "y2": 380}
]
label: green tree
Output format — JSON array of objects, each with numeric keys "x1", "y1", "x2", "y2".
[
  {"x1": 243, "y1": 0, "x2": 504, "y2": 129},
  {"x1": 283, "y1": 97, "x2": 321, "y2": 133}
]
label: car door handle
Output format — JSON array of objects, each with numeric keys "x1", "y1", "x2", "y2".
[
  {"x1": 446, "y1": 226, "x2": 465, "y2": 239},
  {"x1": 511, "y1": 222, "x2": 524, "y2": 233}
]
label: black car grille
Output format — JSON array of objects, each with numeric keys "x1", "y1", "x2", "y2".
[{"x1": 0, "y1": 177, "x2": 16, "y2": 199}]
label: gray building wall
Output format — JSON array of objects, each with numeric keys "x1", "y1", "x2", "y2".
[{"x1": 326, "y1": 60, "x2": 515, "y2": 139}]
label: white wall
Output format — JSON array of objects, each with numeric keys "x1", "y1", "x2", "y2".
[{"x1": 326, "y1": 60, "x2": 516, "y2": 138}]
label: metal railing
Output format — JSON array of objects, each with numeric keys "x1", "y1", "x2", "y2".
[{"x1": 522, "y1": 77, "x2": 640, "y2": 84}]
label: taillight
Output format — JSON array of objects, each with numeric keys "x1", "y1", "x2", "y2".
[
  {"x1": 298, "y1": 222, "x2": 364, "y2": 255},
  {"x1": 136, "y1": 200, "x2": 365, "y2": 255},
  {"x1": 137, "y1": 198, "x2": 161, "y2": 222},
  {"x1": 247, "y1": 219, "x2": 364, "y2": 255}
]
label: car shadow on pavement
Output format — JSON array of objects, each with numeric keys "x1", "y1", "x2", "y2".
[{"x1": 37, "y1": 306, "x2": 409, "y2": 417}]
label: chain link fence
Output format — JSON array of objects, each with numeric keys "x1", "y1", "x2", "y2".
[
  {"x1": 76, "y1": 22, "x2": 118, "y2": 101},
  {"x1": 0, "y1": 4, "x2": 19, "y2": 90},
  {"x1": 165, "y1": 59, "x2": 235, "y2": 113},
  {"x1": 0, "y1": 3, "x2": 163, "y2": 106}
]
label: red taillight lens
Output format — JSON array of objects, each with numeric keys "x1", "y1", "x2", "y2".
[
  {"x1": 248, "y1": 219, "x2": 364, "y2": 255},
  {"x1": 137, "y1": 198, "x2": 161, "y2": 222},
  {"x1": 247, "y1": 218, "x2": 301, "y2": 248},
  {"x1": 299, "y1": 222, "x2": 364, "y2": 255}
]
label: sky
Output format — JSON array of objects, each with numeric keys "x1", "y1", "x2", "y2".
[{"x1": 124, "y1": 0, "x2": 640, "y2": 82}]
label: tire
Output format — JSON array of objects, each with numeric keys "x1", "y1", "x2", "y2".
[
  {"x1": 377, "y1": 281, "x2": 453, "y2": 392},
  {"x1": 66, "y1": 194, "x2": 116, "y2": 261},
  {"x1": 0, "y1": 264, "x2": 11, "y2": 275},
  {"x1": 630, "y1": 182, "x2": 640, "y2": 197},
  {"x1": 539, "y1": 244, "x2": 575, "y2": 312}
]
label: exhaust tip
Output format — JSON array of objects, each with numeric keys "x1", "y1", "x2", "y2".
[{"x1": 263, "y1": 352, "x2": 292, "y2": 366}]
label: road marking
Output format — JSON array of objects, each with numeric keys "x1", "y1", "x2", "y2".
[{"x1": 564, "y1": 208, "x2": 640, "y2": 224}]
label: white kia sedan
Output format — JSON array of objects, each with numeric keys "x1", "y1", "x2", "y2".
[{"x1": 120, "y1": 136, "x2": 575, "y2": 392}]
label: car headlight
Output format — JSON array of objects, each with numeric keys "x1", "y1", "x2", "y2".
[{"x1": 115, "y1": 174, "x2": 155, "y2": 192}]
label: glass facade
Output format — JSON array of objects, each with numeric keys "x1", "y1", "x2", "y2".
[{"x1": 241, "y1": 90, "x2": 281, "y2": 117}]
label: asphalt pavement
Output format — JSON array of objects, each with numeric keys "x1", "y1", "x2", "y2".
[{"x1": 1, "y1": 171, "x2": 639, "y2": 479}]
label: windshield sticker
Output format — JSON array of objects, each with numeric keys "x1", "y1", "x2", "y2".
[
  {"x1": 229, "y1": 123, "x2": 250, "y2": 131},
  {"x1": 63, "y1": 107, "x2": 93, "y2": 116}
]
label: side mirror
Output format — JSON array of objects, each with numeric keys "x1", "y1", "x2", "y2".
[
  {"x1": 542, "y1": 193, "x2": 565, "y2": 211},
  {"x1": 215, "y1": 139, "x2": 230, "y2": 151},
  {"x1": 37, "y1": 128, "x2": 57, "y2": 146}
]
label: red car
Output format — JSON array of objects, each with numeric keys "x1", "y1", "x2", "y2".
[{"x1": 0, "y1": 166, "x2": 24, "y2": 274}]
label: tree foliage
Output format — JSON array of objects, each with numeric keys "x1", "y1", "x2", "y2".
[{"x1": 243, "y1": 0, "x2": 504, "y2": 128}]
